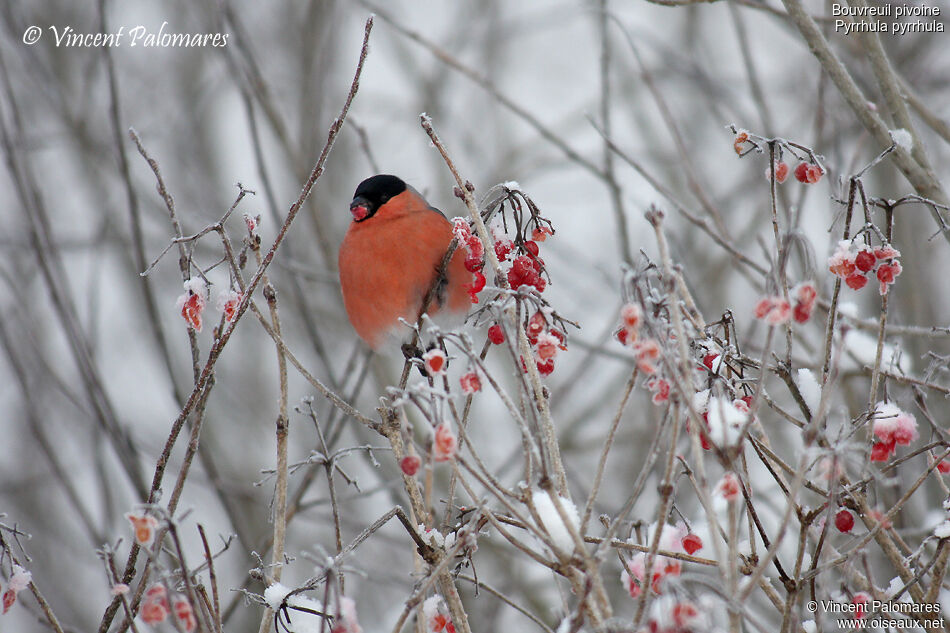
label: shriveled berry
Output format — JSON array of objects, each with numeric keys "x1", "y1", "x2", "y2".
[{"x1": 532, "y1": 226, "x2": 552, "y2": 242}]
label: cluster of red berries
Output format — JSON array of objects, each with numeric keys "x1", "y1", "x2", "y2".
[
  {"x1": 753, "y1": 281, "x2": 817, "y2": 326},
  {"x1": 452, "y1": 218, "x2": 487, "y2": 303},
  {"x1": 764, "y1": 160, "x2": 824, "y2": 184},
  {"x1": 140, "y1": 584, "x2": 197, "y2": 631},
  {"x1": 870, "y1": 401, "x2": 917, "y2": 462},
  {"x1": 496, "y1": 226, "x2": 551, "y2": 293},
  {"x1": 615, "y1": 305, "x2": 658, "y2": 369},
  {"x1": 828, "y1": 240, "x2": 902, "y2": 295},
  {"x1": 733, "y1": 130, "x2": 824, "y2": 185},
  {"x1": 486, "y1": 313, "x2": 567, "y2": 377},
  {"x1": 527, "y1": 311, "x2": 566, "y2": 376}
]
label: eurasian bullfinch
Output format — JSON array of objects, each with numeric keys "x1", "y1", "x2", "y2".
[{"x1": 338, "y1": 175, "x2": 472, "y2": 350}]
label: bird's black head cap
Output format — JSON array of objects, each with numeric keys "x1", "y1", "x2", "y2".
[{"x1": 350, "y1": 174, "x2": 407, "y2": 222}]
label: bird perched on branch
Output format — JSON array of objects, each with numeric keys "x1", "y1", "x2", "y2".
[{"x1": 338, "y1": 174, "x2": 473, "y2": 350}]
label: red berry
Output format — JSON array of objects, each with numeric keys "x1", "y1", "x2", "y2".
[
  {"x1": 855, "y1": 250, "x2": 875, "y2": 273},
  {"x1": 495, "y1": 240, "x2": 514, "y2": 261},
  {"x1": 532, "y1": 226, "x2": 552, "y2": 242},
  {"x1": 845, "y1": 272, "x2": 868, "y2": 290},
  {"x1": 939, "y1": 460, "x2": 950, "y2": 474},
  {"x1": 834, "y1": 509, "x2": 854, "y2": 533},
  {"x1": 794, "y1": 162, "x2": 809, "y2": 183},
  {"x1": 459, "y1": 371, "x2": 482, "y2": 395},
  {"x1": 681, "y1": 533, "x2": 703, "y2": 555},
  {"x1": 488, "y1": 324, "x2": 505, "y2": 345},
  {"x1": 470, "y1": 271, "x2": 486, "y2": 293},
  {"x1": 774, "y1": 161, "x2": 789, "y2": 183},
  {"x1": 537, "y1": 359, "x2": 555, "y2": 376},
  {"x1": 870, "y1": 440, "x2": 894, "y2": 462},
  {"x1": 464, "y1": 255, "x2": 483, "y2": 273},
  {"x1": 400, "y1": 455, "x2": 421, "y2": 476},
  {"x1": 793, "y1": 302, "x2": 812, "y2": 324},
  {"x1": 616, "y1": 328, "x2": 629, "y2": 345},
  {"x1": 524, "y1": 241, "x2": 540, "y2": 257},
  {"x1": 702, "y1": 353, "x2": 718, "y2": 370},
  {"x1": 794, "y1": 162, "x2": 823, "y2": 184},
  {"x1": 527, "y1": 312, "x2": 545, "y2": 342},
  {"x1": 876, "y1": 263, "x2": 897, "y2": 284}
]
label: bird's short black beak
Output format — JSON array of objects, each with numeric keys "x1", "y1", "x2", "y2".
[{"x1": 350, "y1": 195, "x2": 372, "y2": 222}]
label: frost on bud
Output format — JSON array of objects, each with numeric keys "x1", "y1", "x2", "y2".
[
  {"x1": 432, "y1": 422, "x2": 457, "y2": 462},
  {"x1": 125, "y1": 512, "x2": 159, "y2": 547},
  {"x1": 459, "y1": 371, "x2": 482, "y2": 395},
  {"x1": 400, "y1": 455, "x2": 421, "y2": 477},
  {"x1": 244, "y1": 213, "x2": 260, "y2": 237},
  {"x1": 835, "y1": 509, "x2": 854, "y2": 533},
  {"x1": 422, "y1": 349, "x2": 448, "y2": 377},
  {"x1": 176, "y1": 277, "x2": 208, "y2": 332}
]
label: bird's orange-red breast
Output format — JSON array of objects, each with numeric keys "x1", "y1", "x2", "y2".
[{"x1": 339, "y1": 175, "x2": 471, "y2": 350}]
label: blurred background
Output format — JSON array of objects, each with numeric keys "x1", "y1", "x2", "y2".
[{"x1": 1, "y1": 0, "x2": 949, "y2": 631}]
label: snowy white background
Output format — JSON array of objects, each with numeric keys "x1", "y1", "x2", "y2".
[{"x1": 1, "y1": 0, "x2": 949, "y2": 631}]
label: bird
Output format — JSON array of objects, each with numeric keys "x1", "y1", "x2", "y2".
[{"x1": 338, "y1": 174, "x2": 472, "y2": 351}]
